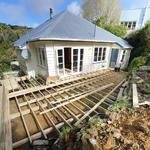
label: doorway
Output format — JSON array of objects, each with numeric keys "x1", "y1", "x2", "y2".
[
  {"x1": 56, "y1": 47, "x2": 84, "y2": 77},
  {"x1": 64, "y1": 48, "x2": 72, "y2": 74},
  {"x1": 109, "y1": 48, "x2": 119, "y2": 68}
]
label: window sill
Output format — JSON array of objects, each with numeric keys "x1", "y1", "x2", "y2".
[{"x1": 93, "y1": 61, "x2": 106, "y2": 64}]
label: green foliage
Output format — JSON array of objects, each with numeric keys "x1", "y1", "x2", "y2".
[
  {"x1": 145, "y1": 79, "x2": 150, "y2": 90},
  {"x1": 129, "y1": 56, "x2": 147, "y2": 72},
  {"x1": 93, "y1": 18, "x2": 127, "y2": 38},
  {"x1": 59, "y1": 126, "x2": 72, "y2": 138},
  {"x1": 109, "y1": 96, "x2": 132, "y2": 111},
  {"x1": 125, "y1": 21, "x2": 150, "y2": 64},
  {"x1": 0, "y1": 23, "x2": 32, "y2": 78}
]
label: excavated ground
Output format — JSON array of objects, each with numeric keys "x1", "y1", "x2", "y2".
[
  {"x1": 52, "y1": 106, "x2": 150, "y2": 150},
  {"x1": 51, "y1": 72, "x2": 150, "y2": 150}
]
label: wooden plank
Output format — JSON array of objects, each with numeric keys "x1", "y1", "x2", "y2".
[
  {"x1": 12, "y1": 114, "x2": 82, "y2": 148},
  {"x1": 139, "y1": 101, "x2": 150, "y2": 106},
  {"x1": 15, "y1": 96, "x2": 32, "y2": 143},
  {"x1": 74, "y1": 78, "x2": 126, "y2": 126},
  {"x1": 84, "y1": 97, "x2": 107, "y2": 112},
  {"x1": 132, "y1": 84, "x2": 139, "y2": 107},
  {"x1": 116, "y1": 88, "x2": 124, "y2": 101},
  {"x1": 78, "y1": 99, "x2": 98, "y2": 114},
  {"x1": 40, "y1": 83, "x2": 114, "y2": 115},
  {"x1": 32, "y1": 93, "x2": 60, "y2": 133},
  {"x1": 0, "y1": 81, "x2": 4, "y2": 150},
  {"x1": 3, "y1": 88, "x2": 13, "y2": 150},
  {"x1": 8, "y1": 70, "x2": 112, "y2": 98},
  {"x1": 24, "y1": 95, "x2": 47, "y2": 139},
  {"x1": 38, "y1": 91, "x2": 72, "y2": 128}
]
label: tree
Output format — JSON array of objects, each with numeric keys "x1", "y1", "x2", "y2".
[
  {"x1": 93, "y1": 17, "x2": 127, "y2": 38},
  {"x1": 81, "y1": 0, "x2": 121, "y2": 24},
  {"x1": 125, "y1": 21, "x2": 150, "y2": 64}
]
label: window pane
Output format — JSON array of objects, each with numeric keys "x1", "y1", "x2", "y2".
[
  {"x1": 80, "y1": 49, "x2": 83, "y2": 54},
  {"x1": 58, "y1": 49, "x2": 62, "y2": 56},
  {"x1": 94, "y1": 56, "x2": 97, "y2": 61},
  {"x1": 99, "y1": 48, "x2": 102, "y2": 56},
  {"x1": 58, "y1": 57, "x2": 63, "y2": 63},
  {"x1": 80, "y1": 55, "x2": 83, "y2": 60},
  {"x1": 39, "y1": 54, "x2": 42, "y2": 65},
  {"x1": 95, "y1": 47, "x2": 98, "y2": 53},
  {"x1": 73, "y1": 49, "x2": 78, "y2": 55},
  {"x1": 59, "y1": 64, "x2": 63, "y2": 69},
  {"x1": 98, "y1": 56, "x2": 101, "y2": 61},
  {"x1": 73, "y1": 62, "x2": 77, "y2": 66},
  {"x1": 73, "y1": 56, "x2": 78, "y2": 61}
]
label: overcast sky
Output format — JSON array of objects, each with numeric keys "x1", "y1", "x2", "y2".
[{"x1": 0, "y1": 0, "x2": 150, "y2": 27}]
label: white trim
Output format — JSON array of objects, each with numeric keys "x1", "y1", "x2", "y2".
[
  {"x1": 93, "y1": 46, "x2": 107, "y2": 63},
  {"x1": 36, "y1": 46, "x2": 47, "y2": 69}
]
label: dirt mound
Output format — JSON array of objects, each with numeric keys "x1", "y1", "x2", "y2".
[{"x1": 52, "y1": 107, "x2": 150, "y2": 150}]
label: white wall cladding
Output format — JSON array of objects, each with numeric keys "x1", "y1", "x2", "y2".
[
  {"x1": 16, "y1": 49, "x2": 27, "y2": 73},
  {"x1": 16, "y1": 41, "x2": 131, "y2": 79},
  {"x1": 45, "y1": 45, "x2": 56, "y2": 76}
]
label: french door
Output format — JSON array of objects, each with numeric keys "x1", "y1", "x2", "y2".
[
  {"x1": 57, "y1": 48, "x2": 65, "y2": 76},
  {"x1": 72, "y1": 48, "x2": 84, "y2": 74},
  {"x1": 56, "y1": 47, "x2": 84, "y2": 76}
]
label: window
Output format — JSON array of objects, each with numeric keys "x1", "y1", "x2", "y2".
[
  {"x1": 121, "y1": 50, "x2": 126, "y2": 61},
  {"x1": 37, "y1": 47, "x2": 47, "y2": 68},
  {"x1": 121, "y1": 21, "x2": 136, "y2": 30},
  {"x1": 94, "y1": 47, "x2": 106, "y2": 62}
]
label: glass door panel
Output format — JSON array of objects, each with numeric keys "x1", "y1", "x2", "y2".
[
  {"x1": 79, "y1": 49, "x2": 84, "y2": 72},
  {"x1": 57, "y1": 49, "x2": 65, "y2": 76},
  {"x1": 72, "y1": 49, "x2": 78, "y2": 73}
]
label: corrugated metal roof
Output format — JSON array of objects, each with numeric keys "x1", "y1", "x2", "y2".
[{"x1": 14, "y1": 11, "x2": 132, "y2": 49}]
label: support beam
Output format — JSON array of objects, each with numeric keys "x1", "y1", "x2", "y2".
[
  {"x1": 132, "y1": 84, "x2": 139, "y2": 107},
  {"x1": 74, "y1": 78, "x2": 126, "y2": 126},
  {"x1": 40, "y1": 83, "x2": 114, "y2": 115}
]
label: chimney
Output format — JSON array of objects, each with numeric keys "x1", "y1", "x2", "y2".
[{"x1": 50, "y1": 8, "x2": 53, "y2": 19}]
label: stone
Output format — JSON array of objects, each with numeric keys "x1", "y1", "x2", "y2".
[
  {"x1": 137, "y1": 123, "x2": 149, "y2": 133},
  {"x1": 89, "y1": 138, "x2": 97, "y2": 146},
  {"x1": 112, "y1": 129, "x2": 121, "y2": 139}
]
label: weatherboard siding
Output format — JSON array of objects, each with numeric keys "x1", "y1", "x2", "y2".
[{"x1": 46, "y1": 46, "x2": 56, "y2": 77}]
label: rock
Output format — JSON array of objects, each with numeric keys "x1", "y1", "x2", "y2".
[
  {"x1": 112, "y1": 129, "x2": 121, "y2": 139},
  {"x1": 137, "y1": 123, "x2": 149, "y2": 133},
  {"x1": 109, "y1": 112, "x2": 120, "y2": 121},
  {"x1": 89, "y1": 138, "x2": 97, "y2": 146},
  {"x1": 103, "y1": 136, "x2": 116, "y2": 149},
  {"x1": 137, "y1": 79, "x2": 144, "y2": 84},
  {"x1": 87, "y1": 128, "x2": 98, "y2": 136},
  {"x1": 107, "y1": 120, "x2": 112, "y2": 124}
]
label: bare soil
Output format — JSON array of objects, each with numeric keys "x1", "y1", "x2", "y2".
[
  {"x1": 51, "y1": 73, "x2": 150, "y2": 150},
  {"x1": 52, "y1": 106, "x2": 150, "y2": 150}
]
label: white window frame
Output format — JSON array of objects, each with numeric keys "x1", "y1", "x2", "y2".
[
  {"x1": 121, "y1": 50, "x2": 126, "y2": 61},
  {"x1": 93, "y1": 47, "x2": 107, "y2": 63},
  {"x1": 36, "y1": 47, "x2": 47, "y2": 68},
  {"x1": 121, "y1": 21, "x2": 136, "y2": 30}
]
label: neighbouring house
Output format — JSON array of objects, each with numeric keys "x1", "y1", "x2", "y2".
[
  {"x1": 14, "y1": 11, "x2": 132, "y2": 80},
  {"x1": 120, "y1": 7, "x2": 150, "y2": 34}
]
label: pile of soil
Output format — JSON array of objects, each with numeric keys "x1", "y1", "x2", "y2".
[{"x1": 52, "y1": 106, "x2": 150, "y2": 150}]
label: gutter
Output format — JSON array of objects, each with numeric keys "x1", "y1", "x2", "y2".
[{"x1": 14, "y1": 38, "x2": 133, "y2": 49}]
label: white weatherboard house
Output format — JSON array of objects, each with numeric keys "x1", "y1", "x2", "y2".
[
  {"x1": 14, "y1": 11, "x2": 132, "y2": 80},
  {"x1": 120, "y1": 7, "x2": 150, "y2": 33}
]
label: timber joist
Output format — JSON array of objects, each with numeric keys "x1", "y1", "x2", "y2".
[{"x1": 5, "y1": 69, "x2": 127, "y2": 149}]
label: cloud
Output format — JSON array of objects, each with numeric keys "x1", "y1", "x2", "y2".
[
  {"x1": 67, "y1": 1, "x2": 81, "y2": 15},
  {"x1": 0, "y1": 2, "x2": 25, "y2": 23}
]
